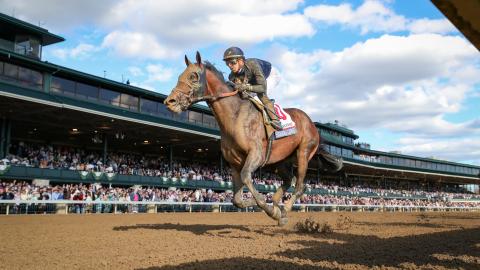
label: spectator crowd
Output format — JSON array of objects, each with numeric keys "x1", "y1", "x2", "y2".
[
  {"x1": 2, "y1": 142, "x2": 230, "y2": 181},
  {"x1": 0, "y1": 180, "x2": 478, "y2": 215},
  {"x1": 0, "y1": 141, "x2": 479, "y2": 214}
]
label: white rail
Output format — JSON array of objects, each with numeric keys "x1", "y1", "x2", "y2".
[{"x1": 0, "y1": 200, "x2": 478, "y2": 215}]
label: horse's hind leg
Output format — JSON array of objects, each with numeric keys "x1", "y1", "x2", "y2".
[
  {"x1": 231, "y1": 168, "x2": 257, "y2": 209},
  {"x1": 272, "y1": 162, "x2": 295, "y2": 223},
  {"x1": 284, "y1": 146, "x2": 310, "y2": 212},
  {"x1": 272, "y1": 163, "x2": 294, "y2": 209}
]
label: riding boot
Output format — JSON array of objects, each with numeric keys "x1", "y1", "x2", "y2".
[{"x1": 263, "y1": 99, "x2": 283, "y2": 130}]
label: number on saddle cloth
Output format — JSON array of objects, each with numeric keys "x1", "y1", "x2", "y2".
[{"x1": 251, "y1": 58, "x2": 272, "y2": 78}]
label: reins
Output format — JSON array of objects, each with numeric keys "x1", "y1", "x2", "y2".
[{"x1": 173, "y1": 65, "x2": 238, "y2": 103}]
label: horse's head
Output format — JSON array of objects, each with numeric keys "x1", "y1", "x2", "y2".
[{"x1": 164, "y1": 52, "x2": 207, "y2": 113}]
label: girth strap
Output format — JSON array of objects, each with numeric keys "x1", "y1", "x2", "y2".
[{"x1": 261, "y1": 134, "x2": 274, "y2": 168}]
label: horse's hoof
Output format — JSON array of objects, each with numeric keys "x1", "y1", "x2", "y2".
[
  {"x1": 278, "y1": 217, "x2": 288, "y2": 227},
  {"x1": 271, "y1": 205, "x2": 282, "y2": 220}
]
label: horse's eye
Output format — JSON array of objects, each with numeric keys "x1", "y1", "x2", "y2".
[{"x1": 189, "y1": 74, "x2": 197, "y2": 81}]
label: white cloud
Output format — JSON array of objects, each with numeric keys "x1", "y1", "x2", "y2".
[
  {"x1": 70, "y1": 44, "x2": 99, "y2": 58},
  {"x1": 128, "y1": 66, "x2": 144, "y2": 77},
  {"x1": 269, "y1": 33, "x2": 480, "y2": 162},
  {"x1": 305, "y1": 0, "x2": 457, "y2": 35},
  {"x1": 207, "y1": 13, "x2": 314, "y2": 43},
  {"x1": 3, "y1": 0, "x2": 457, "y2": 62},
  {"x1": 100, "y1": 0, "x2": 313, "y2": 55},
  {"x1": 304, "y1": 3, "x2": 354, "y2": 24},
  {"x1": 101, "y1": 31, "x2": 177, "y2": 59},
  {"x1": 305, "y1": 1, "x2": 406, "y2": 34},
  {"x1": 145, "y1": 64, "x2": 174, "y2": 83},
  {"x1": 50, "y1": 49, "x2": 68, "y2": 60},
  {"x1": 124, "y1": 64, "x2": 174, "y2": 90},
  {"x1": 0, "y1": 0, "x2": 312, "y2": 59},
  {"x1": 0, "y1": 0, "x2": 116, "y2": 32},
  {"x1": 274, "y1": 34, "x2": 478, "y2": 103},
  {"x1": 396, "y1": 137, "x2": 480, "y2": 163},
  {"x1": 50, "y1": 43, "x2": 100, "y2": 59},
  {"x1": 408, "y1": 18, "x2": 457, "y2": 35}
]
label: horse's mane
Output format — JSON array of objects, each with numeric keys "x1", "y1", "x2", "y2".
[
  {"x1": 204, "y1": 61, "x2": 226, "y2": 83},
  {"x1": 204, "y1": 61, "x2": 236, "y2": 91}
]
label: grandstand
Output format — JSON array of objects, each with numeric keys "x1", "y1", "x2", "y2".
[{"x1": 0, "y1": 12, "x2": 479, "y2": 204}]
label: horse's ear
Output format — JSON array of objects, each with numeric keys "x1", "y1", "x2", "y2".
[
  {"x1": 196, "y1": 51, "x2": 203, "y2": 68},
  {"x1": 185, "y1": 55, "x2": 192, "y2": 66}
]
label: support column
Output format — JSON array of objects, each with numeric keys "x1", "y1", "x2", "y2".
[
  {"x1": 43, "y1": 72, "x2": 52, "y2": 93},
  {"x1": 169, "y1": 146, "x2": 173, "y2": 171},
  {"x1": 0, "y1": 117, "x2": 5, "y2": 158},
  {"x1": 4, "y1": 119, "x2": 11, "y2": 158},
  {"x1": 220, "y1": 153, "x2": 223, "y2": 173},
  {"x1": 103, "y1": 134, "x2": 108, "y2": 164},
  {"x1": 316, "y1": 157, "x2": 320, "y2": 182}
]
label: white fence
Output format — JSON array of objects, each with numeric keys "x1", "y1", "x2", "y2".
[{"x1": 0, "y1": 200, "x2": 478, "y2": 215}]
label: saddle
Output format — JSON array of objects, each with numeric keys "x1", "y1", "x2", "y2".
[
  {"x1": 248, "y1": 96, "x2": 297, "y2": 137},
  {"x1": 247, "y1": 95, "x2": 298, "y2": 166}
]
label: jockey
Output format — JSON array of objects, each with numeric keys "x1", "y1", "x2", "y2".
[{"x1": 223, "y1": 46, "x2": 282, "y2": 130}]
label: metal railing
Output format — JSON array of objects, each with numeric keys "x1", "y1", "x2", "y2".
[{"x1": 0, "y1": 200, "x2": 478, "y2": 215}]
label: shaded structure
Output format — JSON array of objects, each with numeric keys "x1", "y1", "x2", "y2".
[{"x1": 432, "y1": 0, "x2": 480, "y2": 51}]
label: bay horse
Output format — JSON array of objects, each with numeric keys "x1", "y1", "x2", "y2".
[{"x1": 164, "y1": 52, "x2": 342, "y2": 226}]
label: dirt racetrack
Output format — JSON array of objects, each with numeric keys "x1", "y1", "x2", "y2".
[{"x1": 0, "y1": 211, "x2": 479, "y2": 270}]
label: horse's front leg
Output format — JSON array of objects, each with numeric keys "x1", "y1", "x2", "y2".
[
  {"x1": 240, "y1": 151, "x2": 282, "y2": 222},
  {"x1": 231, "y1": 168, "x2": 257, "y2": 209}
]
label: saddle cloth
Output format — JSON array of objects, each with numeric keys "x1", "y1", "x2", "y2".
[{"x1": 251, "y1": 96, "x2": 297, "y2": 139}]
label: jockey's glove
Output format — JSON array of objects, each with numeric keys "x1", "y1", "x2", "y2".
[
  {"x1": 240, "y1": 90, "x2": 249, "y2": 99},
  {"x1": 235, "y1": 83, "x2": 252, "y2": 92}
]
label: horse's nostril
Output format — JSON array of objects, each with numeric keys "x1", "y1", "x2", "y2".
[{"x1": 165, "y1": 99, "x2": 176, "y2": 105}]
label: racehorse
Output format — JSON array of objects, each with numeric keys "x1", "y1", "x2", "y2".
[{"x1": 164, "y1": 52, "x2": 342, "y2": 226}]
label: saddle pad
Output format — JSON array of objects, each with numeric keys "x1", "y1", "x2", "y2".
[
  {"x1": 273, "y1": 103, "x2": 297, "y2": 138},
  {"x1": 274, "y1": 126, "x2": 297, "y2": 139},
  {"x1": 273, "y1": 103, "x2": 296, "y2": 129},
  {"x1": 251, "y1": 96, "x2": 297, "y2": 139}
]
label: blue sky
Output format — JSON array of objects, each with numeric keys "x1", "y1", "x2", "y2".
[{"x1": 1, "y1": 0, "x2": 479, "y2": 165}]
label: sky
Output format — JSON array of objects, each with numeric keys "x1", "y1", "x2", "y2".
[{"x1": 1, "y1": 0, "x2": 479, "y2": 165}]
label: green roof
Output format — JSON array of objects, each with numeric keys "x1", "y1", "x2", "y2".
[
  {"x1": 0, "y1": 13, "x2": 65, "y2": 46},
  {"x1": 356, "y1": 146, "x2": 480, "y2": 169},
  {"x1": 315, "y1": 122, "x2": 359, "y2": 139},
  {"x1": 0, "y1": 47, "x2": 212, "y2": 114},
  {"x1": 0, "y1": 79, "x2": 220, "y2": 138}
]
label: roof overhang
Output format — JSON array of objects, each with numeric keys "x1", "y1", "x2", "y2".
[
  {"x1": 343, "y1": 160, "x2": 479, "y2": 185},
  {"x1": 0, "y1": 13, "x2": 65, "y2": 46},
  {"x1": 432, "y1": 0, "x2": 480, "y2": 51},
  {"x1": 0, "y1": 91, "x2": 221, "y2": 159}
]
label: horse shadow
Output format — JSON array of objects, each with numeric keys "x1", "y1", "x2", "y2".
[
  {"x1": 276, "y1": 228, "x2": 480, "y2": 269},
  {"x1": 136, "y1": 257, "x2": 329, "y2": 270},
  {"x1": 425, "y1": 214, "x2": 480, "y2": 221},
  {"x1": 133, "y1": 228, "x2": 479, "y2": 269},
  {"x1": 113, "y1": 223, "x2": 254, "y2": 236},
  {"x1": 354, "y1": 221, "x2": 457, "y2": 229}
]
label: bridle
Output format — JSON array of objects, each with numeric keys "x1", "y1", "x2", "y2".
[{"x1": 172, "y1": 64, "x2": 238, "y2": 103}]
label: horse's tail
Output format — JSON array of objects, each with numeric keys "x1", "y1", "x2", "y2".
[{"x1": 318, "y1": 146, "x2": 343, "y2": 172}]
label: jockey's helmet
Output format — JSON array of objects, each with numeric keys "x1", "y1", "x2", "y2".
[{"x1": 223, "y1": 47, "x2": 244, "y2": 61}]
